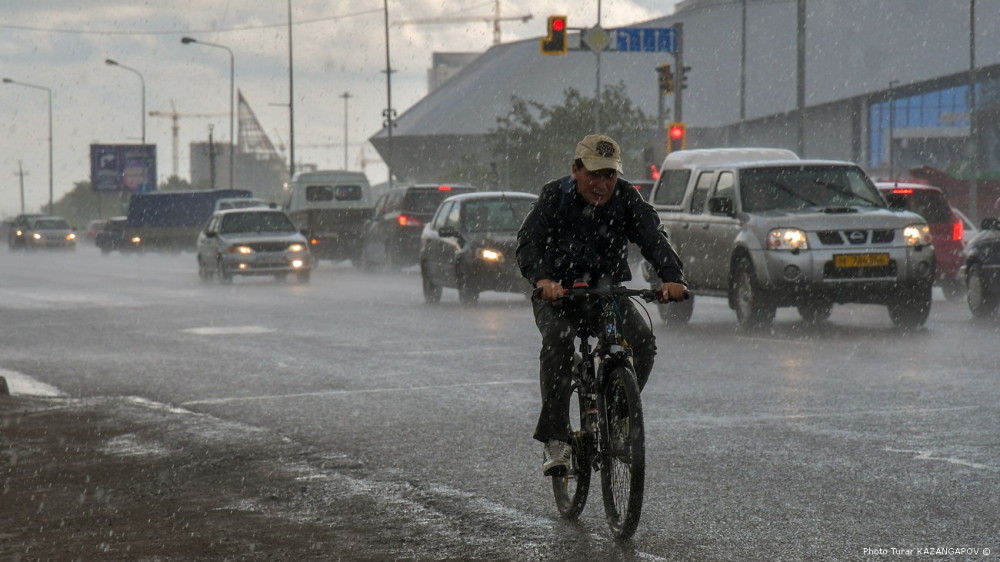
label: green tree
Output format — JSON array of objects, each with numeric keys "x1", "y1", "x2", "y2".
[{"x1": 477, "y1": 83, "x2": 653, "y2": 193}]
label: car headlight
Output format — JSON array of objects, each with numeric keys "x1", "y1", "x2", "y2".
[
  {"x1": 130, "y1": 236, "x2": 142, "y2": 244},
  {"x1": 66, "y1": 233, "x2": 76, "y2": 241},
  {"x1": 903, "y1": 224, "x2": 932, "y2": 246},
  {"x1": 479, "y1": 248, "x2": 502, "y2": 261},
  {"x1": 32, "y1": 233, "x2": 42, "y2": 240},
  {"x1": 767, "y1": 228, "x2": 809, "y2": 251},
  {"x1": 228, "y1": 245, "x2": 253, "y2": 254},
  {"x1": 288, "y1": 243, "x2": 305, "y2": 253}
]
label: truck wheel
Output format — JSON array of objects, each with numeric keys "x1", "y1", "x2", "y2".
[
  {"x1": 732, "y1": 256, "x2": 775, "y2": 330},
  {"x1": 656, "y1": 289, "x2": 694, "y2": 325},
  {"x1": 296, "y1": 270, "x2": 311, "y2": 284},
  {"x1": 939, "y1": 277, "x2": 965, "y2": 302},
  {"x1": 966, "y1": 264, "x2": 998, "y2": 318},
  {"x1": 797, "y1": 301, "x2": 832, "y2": 324},
  {"x1": 887, "y1": 283, "x2": 931, "y2": 329}
]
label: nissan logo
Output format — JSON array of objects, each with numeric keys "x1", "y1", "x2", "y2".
[{"x1": 847, "y1": 230, "x2": 866, "y2": 243}]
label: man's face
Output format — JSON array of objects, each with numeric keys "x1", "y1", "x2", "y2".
[{"x1": 572, "y1": 162, "x2": 617, "y2": 206}]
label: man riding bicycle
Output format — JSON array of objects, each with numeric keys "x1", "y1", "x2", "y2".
[{"x1": 516, "y1": 134, "x2": 687, "y2": 476}]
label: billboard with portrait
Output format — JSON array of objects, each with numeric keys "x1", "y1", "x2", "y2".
[{"x1": 91, "y1": 144, "x2": 157, "y2": 193}]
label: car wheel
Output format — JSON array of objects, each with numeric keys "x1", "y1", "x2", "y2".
[
  {"x1": 887, "y1": 283, "x2": 932, "y2": 329},
  {"x1": 940, "y1": 277, "x2": 965, "y2": 302},
  {"x1": 966, "y1": 264, "x2": 998, "y2": 318},
  {"x1": 656, "y1": 287, "x2": 694, "y2": 325},
  {"x1": 197, "y1": 256, "x2": 215, "y2": 282},
  {"x1": 731, "y1": 256, "x2": 775, "y2": 330},
  {"x1": 457, "y1": 269, "x2": 479, "y2": 305},
  {"x1": 217, "y1": 257, "x2": 233, "y2": 283},
  {"x1": 421, "y1": 262, "x2": 442, "y2": 304},
  {"x1": 296, "y1": 270, "x2": 311, "y2": 284},
  {"x1": 797, "y1": 301, "x2": 832, "y2": 324}
]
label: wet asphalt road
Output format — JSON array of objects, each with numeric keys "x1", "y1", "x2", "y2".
[{"x1": 2, "y1": 247, "x2": 998, "y2": 560}]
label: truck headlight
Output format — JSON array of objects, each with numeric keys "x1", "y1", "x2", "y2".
[
  {"x1": 288, "y1": 243, "x2": 305, "y2": 253},
  {"x1": 903, "y1": 224, "x2": 932, "y2": 246},
  {"x1": 767, "y1": 228, "x2": 809, "y2": 251},
  {"x1": 229, "y1": 245, "x2": 253, "y2": 254}
]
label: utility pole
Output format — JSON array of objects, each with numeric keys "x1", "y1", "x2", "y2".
[
  {"x1": 14, "y1": 161, "x2": 27, "y2": 214},
  {"x1": 340, "y1": 91, "x2": 352, "y2": 170},
  {"x1": 968, "y1": 0, "x2": 978, "y2": 222}
]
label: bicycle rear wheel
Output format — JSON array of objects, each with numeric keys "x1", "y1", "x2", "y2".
[
  {"x1": 552, "y1": 383, "x2": 591, "y2": 519},
  {"x1": 598, "y1": 365, "x2": 645, "y2": 540}
]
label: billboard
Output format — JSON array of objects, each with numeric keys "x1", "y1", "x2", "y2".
[{"x1": 91, "y1": 144, "x2": 157, "y2": 193}]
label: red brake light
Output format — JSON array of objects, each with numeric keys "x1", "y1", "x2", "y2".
[
  {"x1": 953, "y1": 219, "x2": 963, "y2": 242},
  {"x1": 649, "y1": 164, "x2": 660, "y2": 180},
  {"x1": 398, "y1": 214, "x2": 423, "y2": 227},
  {"x1": 438, "y1": 185, "x2": 452, "y2": 191},
  {"x1": 892, "y1": 188, "x2": 914, "y2": 195}
]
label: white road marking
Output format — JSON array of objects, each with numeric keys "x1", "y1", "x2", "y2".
[
  {"x1": 885, "y1": 448, "x2": 997, "y2": 472},
  {"x1": 180, "y1": 379, "x2": 536, "y2": 406},
  {"x1": 181, "y1": 326, "x2": 276, "y2": 335}
]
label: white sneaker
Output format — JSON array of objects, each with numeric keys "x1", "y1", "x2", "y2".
[{"x1": 542, "y1": 439, "x2": 572, "y2": 476}]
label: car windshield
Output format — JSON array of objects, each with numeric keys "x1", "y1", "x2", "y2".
[
  {"x1": 220, "y1": 212, "x2": 296, "y2": 234},
  {"x1": 33, "y1": 219, "x2": 70, "y2": 229},
  {"x1": 461, "y1": 198, "x2": 535, "y2": 232},
  {"x1": 740, "y1": 166, "x2": 884, "y2": 212}
]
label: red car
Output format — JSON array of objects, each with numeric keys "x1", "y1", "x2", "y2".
[{"x1": 877, "y1": 182, "x2": 966, "y2": 300}]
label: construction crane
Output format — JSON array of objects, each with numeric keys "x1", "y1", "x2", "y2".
[
  {"x1": 148, "y1": 100, "x2": 229, "y2": 178},
  {"x1": 394, "y1": 0, "x2": 532, "y2": 45}
]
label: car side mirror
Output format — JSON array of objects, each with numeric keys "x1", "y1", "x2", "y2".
[
  {"x1": 438, "y1": 226, "x2": 460, "y2": 238},
  {"x1": 205, "y1": 231, "x2": 218, "y2": 238},
  {"x1": 708, "y1": 196, "x2": 734, "y2": 216},
  {"x1": 980, "y1": 217, "x2": 1000, "y2": 231}
]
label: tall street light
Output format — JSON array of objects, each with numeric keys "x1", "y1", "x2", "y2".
[
  {"x1": 3, "y1": 78, "x2": 53, "y2": 213},
  {"x1": 340, "y1": 91, "x2": 352, "y2": 170},
  {"x1": 182, "y1": 36, "x2": 235, "y2": 190},
  {"x1": 104, "y1": 59, "x2": 146, "y2": 144}
]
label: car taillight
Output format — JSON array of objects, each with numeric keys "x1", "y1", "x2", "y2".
[
  {"x1": 953, "y1": 219, "x2": 963, "y2": 242},
  {"x1": 892, "y1": 188, "x2": 914, "y2": 194},
  {"x1": 438, "y1": 185, "x2": 452, "y2": 191},
  {"x1": 398, "y1": 214, "x2": 423, "y2": 227}
]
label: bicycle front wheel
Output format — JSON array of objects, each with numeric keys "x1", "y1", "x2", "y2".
[
  {"x1": 598, "y1": 365, "x2": 645, "y2": 540},
  {"x1": 552, "y1": 383, "x2": 591, "y2": 519}
]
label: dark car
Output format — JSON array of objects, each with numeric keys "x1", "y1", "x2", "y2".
[
  {"x1": 877, "y1": 182, "x2": 966, "y2": 300},
  {"x1": 419, "y1": 191, "x2": 537, "y2": 304},
  {"x1": 963, "y1": 216, "x2": 1000, "y2": 318},
  {"x1": 360, "y1": 183, "x2": 477, "y2": 269},
  {"x1": 95, "y1": 217, "x2": 143, "y2": 254},
  {"x1": 6, "y1": 213, "x2": 46, "y2": 249}
]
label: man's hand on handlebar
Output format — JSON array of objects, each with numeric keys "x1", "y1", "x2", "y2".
[
  {"x1": 535, "y1": 279, "x2": 565, "y2": 301},
  {"x1": 659, "y1": 282, "x2": 689, "y2": 303}
]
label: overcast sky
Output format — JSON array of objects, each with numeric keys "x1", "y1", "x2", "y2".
[{"x1": 0, "y1": 0, "x2": 678, "y2": 217}]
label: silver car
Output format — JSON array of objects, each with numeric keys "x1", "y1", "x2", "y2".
[
  {"x1": 196, "y1": 208, "x2": 312, "y2": 283},
  {"x1": 21, "y1": 216, "x2": 77, "y2": 250}
]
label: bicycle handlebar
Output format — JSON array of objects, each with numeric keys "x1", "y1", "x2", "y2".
[{"x1": 534, "y1": 285, "x2": 691, "y2": 303}]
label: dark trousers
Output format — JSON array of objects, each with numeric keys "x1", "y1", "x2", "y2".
[{"x1": 531, "y1": 294, "x2": 656, "y2": 444}]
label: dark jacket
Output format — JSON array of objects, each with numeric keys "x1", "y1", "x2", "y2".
[{"x1": 516, "y1": 175, "x2": 686, "y2": 287}]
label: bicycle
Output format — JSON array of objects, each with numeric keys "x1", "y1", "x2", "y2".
[{"x1": 548, "y1": 283, "x2": 688, "y2": 540}]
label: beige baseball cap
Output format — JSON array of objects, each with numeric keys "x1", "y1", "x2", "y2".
[{"x1": 574, "y1": 134, "x2": 623, "y2": 174}]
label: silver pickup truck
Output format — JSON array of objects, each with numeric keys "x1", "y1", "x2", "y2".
[{"x1": 643, "y1": 148, "x2": 936, "y2": 329}]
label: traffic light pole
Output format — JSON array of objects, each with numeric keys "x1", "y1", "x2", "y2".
[{"x1": 673, "y1": 22, "x2": 684, "y2": 123}]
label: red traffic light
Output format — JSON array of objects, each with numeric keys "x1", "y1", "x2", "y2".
[
  {"x1": 666, "y1": 122, "x2": 686, "y2": 154},
  {"x1": 552, "y1": 17, "x2": 565, "y2": 32},
  {"x1": 669, "y1": 125, "x2": 685, "y2": 140}
]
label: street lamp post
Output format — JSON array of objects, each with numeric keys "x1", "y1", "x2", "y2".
[
  {"x1": 104, "y1": 59, "x2": 146, "y2": 144},
  {"x1": 3, "y1": 78, "x2": 53, "y2": 214},
  {"x1": 340, "y1": 91, "x2": 352, "y2": 170},
  {"x1": 182, "y1": 37, "x2": 235, "y2": 190}
]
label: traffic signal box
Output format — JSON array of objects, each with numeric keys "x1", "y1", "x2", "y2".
[
  {"x1": 656, "y1": 63, "x2": 674, "y2": 95},
  {"x1": 667, "y1": 122, "x2": 686, "y2": 154},
  {"x1": 541, "y1": 15, "x2": 568, "y2": 55}
]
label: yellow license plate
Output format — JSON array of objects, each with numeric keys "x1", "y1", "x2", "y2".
[{"x1": 834, "y1": 253, "x2": 890, "y2": 268}]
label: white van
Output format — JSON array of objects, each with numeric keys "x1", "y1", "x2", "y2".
[{"x1": 282, "y1": 170, "x2": 374, "y2": 262}]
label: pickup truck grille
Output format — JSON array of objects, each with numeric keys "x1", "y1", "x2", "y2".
[{"x1": 817, "y1": 229, "x2": 894, "y2": 245}]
